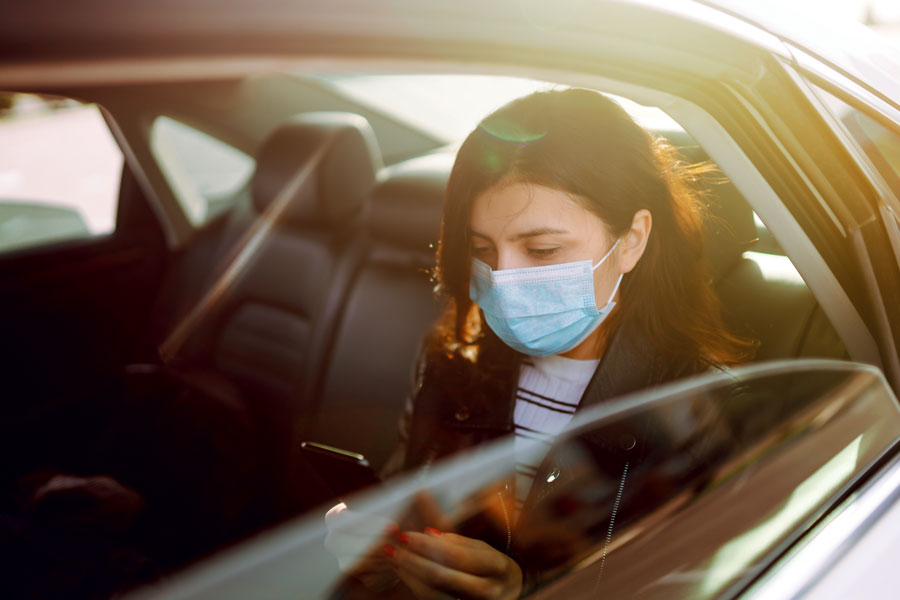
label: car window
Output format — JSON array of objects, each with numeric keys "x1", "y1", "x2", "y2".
[
  {"x1": 309, "y1": 74, "x2": 684, "y2": 143},
  {"x1": 150, "y1": 116, "x2": 255, "y2": 226},
  {"x1": 0, "y1": 92, "x2": 123, "y2": 255},
  {"x1": 132, "y1": 361, "x2": 900, "y2": 600}
]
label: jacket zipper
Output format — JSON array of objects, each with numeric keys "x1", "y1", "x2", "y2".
[
  {"x1": 496, "y1": 489, "x2": 512, "y2": 554},
  {"x1": 595, "y1": 461, "x2": 630, "y2": 590}
]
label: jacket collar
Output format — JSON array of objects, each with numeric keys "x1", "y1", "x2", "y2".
[
  {"x1": 450, "y1": 326, "x2": 674, "y2": 433},
  {"x1": 579, "y1": 325, "x2": 663, "y2": 410}
]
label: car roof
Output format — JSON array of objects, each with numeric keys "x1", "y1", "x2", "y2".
[{"x1": 3, "y1": 0, "x2": 898, "y2": 110}]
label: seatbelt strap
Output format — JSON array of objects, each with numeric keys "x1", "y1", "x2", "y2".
[{"x1": 158, "y1": 143, "x2": 330, "y2": 364}]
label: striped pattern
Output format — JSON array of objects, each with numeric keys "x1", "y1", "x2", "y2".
[{"x1": 513, "y1": 356, "x2": 599, "y2": 515}]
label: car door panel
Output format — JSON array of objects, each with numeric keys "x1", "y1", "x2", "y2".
[{"x1": 0, "y1": 166, "x2": 168, "y2": 419}]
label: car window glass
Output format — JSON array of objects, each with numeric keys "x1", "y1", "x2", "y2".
[
  {"x1": 522, "y1": 363, "x2": 896, "y2": 599},
  {"x1": 150, "y1": 116, "x2": 255, "y2": 226},
  {"x1": 308, "y1": 74, "x2": 684, "y2": 143},
  {"x1": 138, "y1": 362, "x2": 900, "y2": 600},
  {"x1": 0, "y1": 92, "x2": 122, "y2": 255}
]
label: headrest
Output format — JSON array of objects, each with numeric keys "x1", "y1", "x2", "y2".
[
  {"x1": 367, "y1": 136, "x2": 757, "y2": 277},
  {"x1": 369, "y1": 152, "x2": 454, "y2": 251},
  {"x1": 660, "y1": 128, "x2": 757, "y2": 279},
  {"x1": 252, "y1": 112, "x2": 382, "y2": 227},
  {"x1": 702, "y1": 182, "x2": 758, "y2": 279}
]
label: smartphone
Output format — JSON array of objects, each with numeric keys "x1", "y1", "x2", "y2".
[{"x1": 300, "y1": 441, "x2": 381, "y2": 499}]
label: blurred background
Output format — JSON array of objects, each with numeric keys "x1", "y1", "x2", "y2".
[{"x1": 782, "y1": 0, "x2": 900, "y2": 46}]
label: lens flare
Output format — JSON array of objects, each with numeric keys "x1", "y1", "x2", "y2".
[{"x1": 477, "y1": 121, "x2": 546, "y2": 144}]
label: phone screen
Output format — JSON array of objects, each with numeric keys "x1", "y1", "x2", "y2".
[{"x1": 300, "y1": 441, "x2": 381, "y2": 499}]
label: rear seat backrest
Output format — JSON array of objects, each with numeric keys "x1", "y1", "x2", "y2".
[
  {"x1": 186, "y1": 112, "x2": 382, "y2": 516},
  {"x1": 309, "y1": 152, "x2": 452, "y2": 468},
  {"x1": 211, "y1": 112, "x2": 381, "y2": 412}
]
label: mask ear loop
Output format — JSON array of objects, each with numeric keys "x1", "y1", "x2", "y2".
[
  {"x1": 591, "y1": 238, "x2": 621, "y2": 271},
  {"x1": 603, "y1": 273, "x2": 625, "y2": 307},
  {"x1": 591, "y1": 238, "x2": 623, "y2": 308}
]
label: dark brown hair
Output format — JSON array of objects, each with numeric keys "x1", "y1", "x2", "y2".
[{"x1": 428, "y1": 88, "x2": 751, "y2": 397}]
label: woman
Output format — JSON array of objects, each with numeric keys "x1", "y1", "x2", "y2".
[{"x1": 326, "y1": 88, "x2": 750, "y2": 599}]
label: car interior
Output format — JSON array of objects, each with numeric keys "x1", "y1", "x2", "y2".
[{"x1": 0, "y1": 71, "x2": 852, "y2": 595}]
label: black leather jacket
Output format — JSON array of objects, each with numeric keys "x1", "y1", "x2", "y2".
[{"x1": 380, "y1": 328, "x2": 704, "y2": 590}]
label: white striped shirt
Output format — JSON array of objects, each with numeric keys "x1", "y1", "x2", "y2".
[{"x1": 513, "y1": 355, "x2": 599, "y2": 514}]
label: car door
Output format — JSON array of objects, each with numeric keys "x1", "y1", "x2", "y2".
[
  {"x1": 0, "y1": 92, "x2": 168, "y2": 472},
  {"x1": 125, "y1": 359, "x2": 900, "y2": 600}
]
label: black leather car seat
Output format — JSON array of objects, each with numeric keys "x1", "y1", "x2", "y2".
[
  {"x1": 665, "y1": 128, "x2": 847, "y2": 362},
  {"x1": 207, "y1": 113, "x2": 381, "y2": 404},
  {"x1": 174, "y1": 112, "x2": 382, "y2": 517},
  {"x1": 307, "y1": 151, "x2": 452, "y2": 469}
]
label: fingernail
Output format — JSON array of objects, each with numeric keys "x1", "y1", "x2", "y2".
[
  {"x1": 382, "y1": 544, "x2": 395, "y2": 558},
  {"x1": 424, "y1": 527, "x2": 442, "y2": 536},
  {"x1": 385, "y1": 524, "x2": 399, "y2": 536},
  {"x1": 397, "y1": 533, "x2": 409, "y2": 545}
]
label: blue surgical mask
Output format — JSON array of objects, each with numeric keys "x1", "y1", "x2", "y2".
[{"x1": 469, "y1": 239, "x2": 623, "y2": 357}]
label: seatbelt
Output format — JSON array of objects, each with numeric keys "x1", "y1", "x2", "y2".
[{"x1": 158, "y1": 142, "x2": 330, "y2": 364}]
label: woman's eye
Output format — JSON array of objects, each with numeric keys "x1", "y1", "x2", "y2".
[
  {"x1": 528, "y1": 247, "x2": 560, "y2": 258},
  {"x1": 472, "y1": 246, "x2": 493, "y2": 257}
]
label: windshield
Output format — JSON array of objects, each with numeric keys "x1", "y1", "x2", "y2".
[
  {"x1": 307, "y1": 74, "x2": 684, "y2": 143},
  {"x1": 131, "y1": 360, "x2": 900, "y2": 600}
]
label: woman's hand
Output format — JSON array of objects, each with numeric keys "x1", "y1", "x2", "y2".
[
  {"x1": 324, "y1": 502, "x2": 399, "y2": 592},
  {"x1": 386, "y1": 528, "x2": 523, "y2": 600}
]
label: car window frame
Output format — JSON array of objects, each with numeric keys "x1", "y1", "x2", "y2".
[
  {"x1": 83, "y1": 58, "x2": 885, "y2": 372},
  {"x1": 654, "y1": 81, "x2": 880, "y2": 368},
  {"x1": 785, "y1": 60, "x2": 900, "y2": 214},
  {"x1": 771, "y1": 59, "x2": 900, "y2": 389},
  {"x1": 788, "y1": 67, "x2": 900, "y2": 275},
  {"x1": 745, "y1": 441, "x2": 900, "y2": 600}
]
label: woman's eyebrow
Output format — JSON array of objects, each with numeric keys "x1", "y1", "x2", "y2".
[{"x1": 510, "y1": 226, "x2": 568, "y2": 241}]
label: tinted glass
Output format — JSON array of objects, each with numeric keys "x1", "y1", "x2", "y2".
[
  {"x1": 310, "y1": 74, "x2": 683, "y2": 143},
  {"x1": 150, "y1": 116, "x2": 254, "y2": 225},
  {"x1": 130, "y1": 361, "x2": 900, "y2": 600},
  {"x1": 526, "y1": 364, "x2": 898, "y2": 598},
  {"x1": 0, "y1": 93, "x2": 122, "y2": 254}
]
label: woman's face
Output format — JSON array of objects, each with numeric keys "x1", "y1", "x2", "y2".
[{"x1": 469, "y1": 181, "x2": 622, "y2": 307}]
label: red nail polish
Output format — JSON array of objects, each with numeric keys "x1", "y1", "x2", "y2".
[
  {"x1": 397, "y1": 533, "x2": 409, "y2": 545},
  {"x1": 385, "y1": 524, "x2": 399, "y2": 536},
  {"x1": 382, "y1": 544, "x2": 395, "y2": 558},
  {"x1": 424, "y1": 527, "x2": 442, "y2": 536}
]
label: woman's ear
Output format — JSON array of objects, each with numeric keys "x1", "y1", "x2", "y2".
[{"x1": 618, "y1": 209, "x2": 652, "y2": 273}]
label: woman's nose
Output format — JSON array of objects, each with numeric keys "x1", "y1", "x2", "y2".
[
  {"x1": 495, "y1": 250, "x2": 513, "y2": 271},
  {"x1": 495, "y1": 250, "x2": 525, "y2": 271}
]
